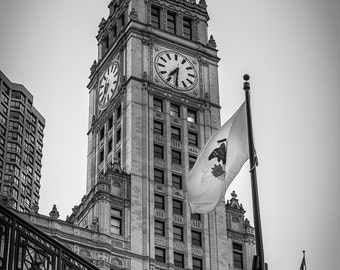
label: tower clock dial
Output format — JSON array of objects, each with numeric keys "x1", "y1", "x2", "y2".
[
  {"x1": 154, "y1": 50, "x2": 198, "y2": 91},
  {"x1": 98, "y1": 61, "x2": 120, "y2": 108}
]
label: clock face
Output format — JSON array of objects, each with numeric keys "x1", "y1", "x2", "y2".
[
  {"x1": 98, "y1": 61, "x2": 120, "y2": 108},
  {"x1": 154, "y1": 50, "x2": 198, "y2": 91}
]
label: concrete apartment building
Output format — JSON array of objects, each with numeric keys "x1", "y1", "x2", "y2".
[{"x1": 0, "y1": 70, "x2": 45, "y2": 213}]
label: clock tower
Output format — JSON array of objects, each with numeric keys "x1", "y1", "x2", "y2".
[{"x1": 69, "y1": 0, "x2": 232, "y2": 269}]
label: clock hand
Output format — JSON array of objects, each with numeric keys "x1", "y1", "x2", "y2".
[
  {"x1": 175, "y1": 68, "x2": 179, "y2": 87},
  {"x1": 168, "y1": 68, "x2": 177, "y2": 76}
]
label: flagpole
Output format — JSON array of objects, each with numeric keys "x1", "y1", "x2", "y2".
[
  {"x1": 301, "y1": 250, "x2": 306, "y2": 270},
  {"x1": 243, "y1": 74, "x2": 266, "y2": 270}
]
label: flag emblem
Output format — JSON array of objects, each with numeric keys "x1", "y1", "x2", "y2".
[
  {"x1": 186, "y1": 102, "x2": 249, "y2": 213},
  {"x1": 209, "y1": 139, "x2": 227, "y2": 178}
]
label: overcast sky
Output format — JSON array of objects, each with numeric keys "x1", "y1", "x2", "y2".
[{"x1": 0, "y1": 1, "x2": 339, "y2": 270}]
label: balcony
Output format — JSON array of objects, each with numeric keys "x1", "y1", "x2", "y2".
[{"x1": 0, "y1": 204, "x2": 101, "y2": 270}]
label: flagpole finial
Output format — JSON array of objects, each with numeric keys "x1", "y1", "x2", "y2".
[
  {"x1": 243, "y1": 74, "x2": 250, "y2": 91},
  {"x1": 303, "y1": 250, "x2": 305, "y2": 255}
]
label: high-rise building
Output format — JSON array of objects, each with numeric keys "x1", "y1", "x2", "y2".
[
  {"x1": 65, "y1": 0, "x2": 254, "y2": 269},
  {"x1": 4, "y1": 1, "x2": 256, "y2": 269},
  {"x1": 0, "y1": 70, "x2": 45, "y2": 213}
]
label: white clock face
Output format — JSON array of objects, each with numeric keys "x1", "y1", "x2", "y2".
[
  {"x1": 98, "y1": 61, "x2": 119, "y2": 108},
  {"x1": 154, "y1": 50, "x2": 198, "y2": 91}
]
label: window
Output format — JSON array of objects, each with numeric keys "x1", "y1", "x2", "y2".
[
  {"x1": 174, "y1": 252, "x2": 184, "y2": 268},
  {"x1": 171, "y1": 126, "x2": 181, "y2": 141},
  {"x1": 154, "y1": 169, "x2": 164, "y2": 184},
  {"x1": 173, "y1": 225, "x2": 183, "y2": 241},
  {"x1": 104, "y1": 35, "x2": 109, "y2": 52},
  {"x1": 11, "y1": 91, "x2": 25, "y2": 103},
  {"x1": 10, "y1": 101, "x2": 24, "y2": 113},
  {"x1": 170, "y1": 104, "x2": 180, "y2": 118},
  {"x1": 0, "y1": 124, "x2": 6, "y2": 136},
  {"x1": 151, "y1": 6, "x2": 161, "y2": 28},
  {"x1": 108, "y1": 116, "x2": 113, "y2": 130},
  {"x1": 172, "y1": 150, "x2": 181, "y2": 165},
  {"x1": 155, "y1": 220, "x2": 165, "y2": 236},
  {"x1": 100, "y1": 127, "x2": 105, "y2": 140},
  {"x1": 112, "y1": 24, "x2": 117, "y2": 38},
  {"x1": 233, "y1": 243, "x2": 243, "y2": 269},
  {"x1": 188, "y1": 132, "x2": 198, "y2": 146},
  {"x1": 9, "y1": 121, "x2": 23, "y2": 133},
  {"x1": 0, "y1": 136, "x2": 4, "y2": 147},
  {"x1": 155, "y1": 194, "x2": 165, "y2": 210},
  {"x1": 99, "y1": 149, "x2": 104, "y2": 163},
  {"x1": 172, "y1": 174, "x2": 182, "y2": 189},
  {"x1": 1, "y1": 104, "x2": 8, "y2": 115},
  {"x1": 167, "y1": 12, "x2": 176, "y2": 34},
  {"x1": 2, "y1": 83, "x2": 10, "y2": 95},
  {"x1": 116, "y1": 150, "x2": 121, "y2": 160},
  {"x1": 173, "y1": 199, "x2": 183, "y2": 215},
  {"x1": 193, "y1": 257, "x2": 203, "y2": 270},
  {"x1": 154, "y1": 145, "x2": 164, "y2": 159},
  {"x1": 154, "y1": 98, "x2": 163, "y2": 112},
  {"x1": 110, "y1": 208, "x2": 122, "y2": 235},
  {"x1": 189, "y1": 155, "x2": 197, "y2": 169},
  {"x1": 0, "y1": 114, "x2": 6, "y2": 126},
  {"x1": 183, "y1": 17, "x2": 192, "y2": 40},
  {"x1": 7, "y1": 142, "x2": 21, "y2": 154},
  {"x1": 108, "y1": 138, "x2": 113, "y2": 153},
  {"x1": 12, "y1": 188, "x2": 18, "y2": 198},
  {"x1": 155, "y1": 247, "x2": 165, "y2": 263},
  {"x1": 116, "y1": 104, "x2": 122, "y2": 119},
  {"x1": 1, "y1": 92, "x2": 9, "y2": 105},
  {"x1": 120, "y1": 12, "x2": 125, "y2": 27},
  {"x1": 191, "y1": 213, "x2": 201, "y2": 221},
  {"x1": 154, "y1": 121, "x2": 163, "y2": 135},
  {"x1": 38, "y1": 121, "x2": 44, "y2": 133},
  {"x1": 116, "y1": 128, "x2": 121, "y2": 143},
  {"x1": 192, "y1": 231, "x2": 202, "y2": 247}
]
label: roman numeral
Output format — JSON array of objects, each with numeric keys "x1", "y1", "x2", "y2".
[
  {"x1": 167, "y1": 77, "x2": 172, "y2": 82},
  {"x1": 175, "y1": 54, "x2": 178, "y2": 61},
  {"x1": 182, "y1": 81, "x2": 187, "y2": 88},
  {"x1": 160, "y1": 71, "x2": 167, "y2": 74},
  {"x1": 181, "y1": 59, "x2": 186, "y2": 64},
  {"x1": 158, "y1": 63, "x2": 165, "y2": 67},
  {"x1": 166, "y1": 53, "x2": 171, "y2": 60},
  {"x1": 188, "y1": 73, "x2": 195, "y2": 78},
  {"x1": 186, "y1": 78, "x2": 193, "y2": 84},
  {"x1": 186, "y1": 66, "x2": 193, "y2": 70},
  {"x1": 160, "y1": 56, "x2": 166, "y2": 62}
]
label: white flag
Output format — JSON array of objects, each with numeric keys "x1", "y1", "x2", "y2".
[{"x1": 187, "y1": 102, "x2": 249, "y2": 213}]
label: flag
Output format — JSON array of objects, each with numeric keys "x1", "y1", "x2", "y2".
[
  {"x1": 187, "y1": 102, "x2": 249, "y2": 213},
  {"x1": 299, "y1": 251, "x2": 306, "y2": 270}
]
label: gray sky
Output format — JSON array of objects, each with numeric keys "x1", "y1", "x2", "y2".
[{"x1": 1, "y1": 1, "x2": 339, "y2": 270}]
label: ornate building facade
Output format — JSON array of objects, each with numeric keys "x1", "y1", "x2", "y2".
[{"x1": 8, "y1": 1, "x2": 256, "y2": 269}]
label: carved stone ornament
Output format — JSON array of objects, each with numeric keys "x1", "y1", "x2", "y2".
[
  {"x1": 99, "y1": 17, "x2": 106, "y2": 30},
  {"x1": 49, "y1": 204, "x2": 60, "y2": 219},
  {"x1": 129, "y1": 8, "x2": 138, "y2": 21},
  {"x1": 208, "y1": 35, "x2": 217, "y2": 48},
  {"x1": 30, "y1": 203, "x2": 39, "y2": 214},
  {"x1": 199, "y1": 0, "x2": 207, "y2": 8},
  {"x1": 90, "y1": 60, "x2": 97, "y2": 74}
]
